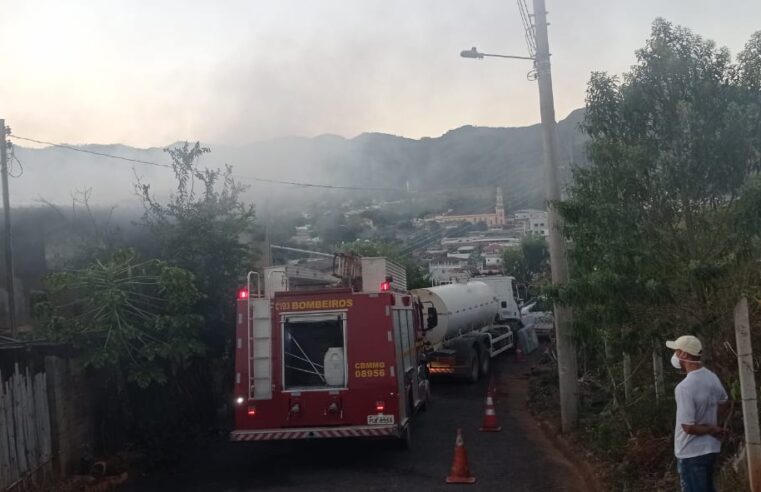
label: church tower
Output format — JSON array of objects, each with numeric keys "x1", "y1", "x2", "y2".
[{"x1": 495, "y1": 187, "x2": 505, "y2": 225}]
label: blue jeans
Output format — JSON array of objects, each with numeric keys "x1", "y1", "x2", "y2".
[{"x1": 677, "y1": 453, "x2": 718, "y2": 492}]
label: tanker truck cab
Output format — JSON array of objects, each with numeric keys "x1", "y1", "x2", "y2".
[
  {"x1": 473, "y1": 275, "x2": 523, "y2": 324},
  {"x1": 413, "y1": 281, "x2": 515, "y2": 383}
]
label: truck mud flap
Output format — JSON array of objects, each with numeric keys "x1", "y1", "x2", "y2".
[{"x1": 230, "y1": 424, "x2": 397, "y2": 441}]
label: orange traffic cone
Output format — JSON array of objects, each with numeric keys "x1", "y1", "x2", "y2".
[
  {"x1": 446, "y1": 428, "x2": 477, "y2": 484},
  {"x1": 479, "y1": 381, "x2": 502, "y2": 432}
]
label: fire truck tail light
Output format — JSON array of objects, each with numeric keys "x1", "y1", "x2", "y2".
[
  {"x1": 238, "y1": 289, "x2": 249, "y2": 300},
  {"x1": 247, "y1": 406, "x2": 257, "y2": 416},
  {"x1": 375, "y1": 400, "x2": 385, "y2": 413}
]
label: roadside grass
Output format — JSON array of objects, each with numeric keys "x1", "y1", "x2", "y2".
[{"x1": 527, "y1": 360, "x2": 748, "y2": 491}]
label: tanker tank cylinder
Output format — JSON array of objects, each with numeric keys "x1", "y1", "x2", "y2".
[{"x1": 411, "y1": 281, "x2": 500, "y2": 345}]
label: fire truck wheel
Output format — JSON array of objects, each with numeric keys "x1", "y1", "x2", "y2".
[
  {"x1": 468, "y1": 351, "x2": 480, "y2": 384},
  {"x1": 398, "y1": 423, "x2": 412, "y2": 450}
]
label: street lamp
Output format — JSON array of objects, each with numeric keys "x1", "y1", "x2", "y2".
[
  {"x1": 459, "y1": 46, "x2": 535, "y2": 62},
  {"x1": 459, "y1": 47, "x2": 482, "y2": 59},
  {"x1": 459, "y1": 0, "x2": 579, "y2": 433}
]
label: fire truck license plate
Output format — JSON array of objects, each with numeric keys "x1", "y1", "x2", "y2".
[{"x1": 367, "y1": 414, "x2": 394, "y2": 425}]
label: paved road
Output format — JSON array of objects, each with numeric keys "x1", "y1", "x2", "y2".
[{"x1": 127, "y1": 355, "x2": 587, "y2": 491}]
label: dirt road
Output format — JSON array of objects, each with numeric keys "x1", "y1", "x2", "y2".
[{"x1": 126, "y1": 354, "x2": 588, "y2": 491}]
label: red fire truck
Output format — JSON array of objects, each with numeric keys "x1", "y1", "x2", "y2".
[{"x1": 230, "y1": 257, "x2": 430, "y2": 447}]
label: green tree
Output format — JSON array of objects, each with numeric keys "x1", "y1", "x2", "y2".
[
  {"x1": 551, "y1": 19, "x2": 761, "y2": 489},
  {"x1": 135, "y1": 142, "x2": 256, "y2": 349},
  {"x1": 559, "y1": 20, "x2": 761, "y2": 342},
  {"x1": 314, "y1": 211, "x2": 361, "y2": 246},
  {"x1": 521, "y1": 235, "x2": 549, "y2": 278},
  {"x1": 35, "y1": 249, "x2": 203, "y2": 387},
  {"x1": 502, "y1": 247, "x2": 529, "y2": 284},
  {"x1": 501, "y1": 236, "x2": 549, "y2": 286}
]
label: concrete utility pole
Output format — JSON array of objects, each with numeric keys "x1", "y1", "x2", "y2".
[
  {"x1": 0, "y1": 119, "x2": 17, "y2": 338},
  {"x1": 734, "y1": 297, "x2": 761, "y2": 491},
  {"x1": 532, "y1": 0, "x2": 579, "y2": 431}
]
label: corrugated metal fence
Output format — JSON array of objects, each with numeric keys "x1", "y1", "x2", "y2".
[{"x1": 0, "y1": 364, "x2": 52, "y2": 490}]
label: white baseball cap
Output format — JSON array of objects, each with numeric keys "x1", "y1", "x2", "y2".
[{"x1": 666, "y1": 335, "x2": 702, "y2": 356}]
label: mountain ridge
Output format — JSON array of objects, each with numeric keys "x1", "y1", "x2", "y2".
[{"x1": 12, "y1": 108, "x2": 587, "y2": 209}]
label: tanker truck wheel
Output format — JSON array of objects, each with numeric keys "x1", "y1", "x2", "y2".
[
  {"x1": 468, "y1": 351, "x2": 480, "y2": 384},
  {"x1": 480, "y1": 350, "x2": 491, "y2": 377}
]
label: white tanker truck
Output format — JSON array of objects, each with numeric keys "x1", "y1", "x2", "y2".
[{"x1": 412, "y1": 276, "x2": 523, "y2": 383}]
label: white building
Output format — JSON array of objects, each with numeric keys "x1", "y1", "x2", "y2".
[{"x1": 513, "y1": 209, "x2": 549, "y2": 237}]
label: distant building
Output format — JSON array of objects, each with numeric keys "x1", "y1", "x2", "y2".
[
  {"x1": 447, "y1": 253, "x2": 472, "y2": 261},
  {"x1": 513, "y1": 209, "x2": 549, "y2": 237},
  {"x1": 429, "y1": 187, "x2": 506, "y2": 227},
  {"x1": 482, "y1": 243, "x2": 510, "y2": 255}
]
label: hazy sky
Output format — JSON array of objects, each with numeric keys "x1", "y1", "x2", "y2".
[{"x1": 2, "y1": 0, "x2": 760, "y2": 147}]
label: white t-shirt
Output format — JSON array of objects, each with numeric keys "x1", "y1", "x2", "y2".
[{"x1": 674, "y1": 367, "x2": 728, "y2": 459}]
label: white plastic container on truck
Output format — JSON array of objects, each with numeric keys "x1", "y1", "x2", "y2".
[
  {"x1": 412, "y1": 281, "x2": 514, "y2": 383},
  {"x1": 323, "y1": 347, "x2": 346, "y2": 387}
]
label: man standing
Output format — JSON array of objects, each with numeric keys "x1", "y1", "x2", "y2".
[{"x1": 666, "y1": 335, "x2": 729, "y2": 492}]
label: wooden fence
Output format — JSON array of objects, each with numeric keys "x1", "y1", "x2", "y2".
[{"x1": 0, "y1": 364, "x2": 52, "y2": 490}]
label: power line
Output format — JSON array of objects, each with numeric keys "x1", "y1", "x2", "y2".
[
  {"x1": 8, "y1": 132, "x2": 557, "y2": 197},
  {"x1": 517, "y1": 0, "x2": 537, "y2": 59},
  {"x1": 7, "y1": 144, "x2": 23, "y2": 178},
  {"x1": 234, "y1": 174, "x2": 399, "y2": 192},
  {"x1": 8, "y1": 134, "x2": 402, "y2": 192},
  {"x1": 9, "y1": 135, "x2": 173, "y2": 169}
]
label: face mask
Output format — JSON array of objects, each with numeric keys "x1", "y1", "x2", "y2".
[{"x1": 671, "y1": 353, "x2": 682, "y2": 369}]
